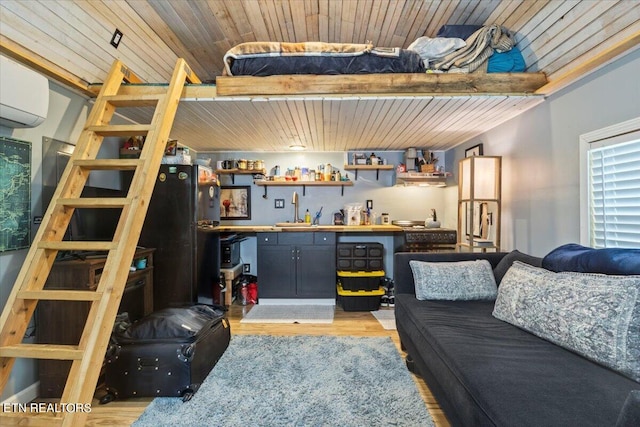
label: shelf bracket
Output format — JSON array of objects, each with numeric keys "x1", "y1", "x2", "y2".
[
  {"x1": 262, "y1": 186, "x2": 268, "y2": 199},
  {"x1": 230, "y1": 173, "x2": 235, "y2": 184},
  {"x1": 302, "y1": 185, "x2": 306, "y2": 196},
  {"x1": 341, "y1": 185, "x2": 345, "y2": 196},
  {"x1": 354, "y1": 169, "x2": 359, "y2": 180},
  {"x1": 376, "y1": 169, "x2": 380, "y2": 180}
]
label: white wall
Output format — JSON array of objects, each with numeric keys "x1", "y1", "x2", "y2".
[{"x1": 449, "y1": 48, "x2": 640, "y2": 257}]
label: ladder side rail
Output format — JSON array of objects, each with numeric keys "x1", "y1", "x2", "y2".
[
  {"x1": 0, "y1": 61, "x2": 132, "y2": 390},
  {"x1": 60, "y1": 59, "x2": 197, "y2": 421}
]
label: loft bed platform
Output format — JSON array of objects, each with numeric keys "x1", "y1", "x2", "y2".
[
  {"x1": 89, "y1": 71, "x2": 548, "y2": 99},
  {"x1": 214, "y1": 72, "x2": 548, "y2": 97}
]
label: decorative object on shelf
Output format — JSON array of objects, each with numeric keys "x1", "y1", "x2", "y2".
[
  {"x1": 220, "y1": 186, "x2": 251, "y2": 220},
  {"x1": 164, "y1": 139, "x2": 177, "y2": 156},
  {"x1": 465, "y1": 143, "x2": 484, "y2": 157},
  {"x1": 425, "y1": 209, "x2": 441, "y2": 228},
  {"x1": 457, "y1": 155, "x2": 501, "y2": 251}
]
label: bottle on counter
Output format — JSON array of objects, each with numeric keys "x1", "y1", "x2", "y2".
[{"x1": 304, "y1": 209, "x2": 311, "y2": 224}]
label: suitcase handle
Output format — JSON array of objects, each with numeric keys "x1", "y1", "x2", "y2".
[{"x1": 137, "y1": 357, "x2": 159, "y2": 371}]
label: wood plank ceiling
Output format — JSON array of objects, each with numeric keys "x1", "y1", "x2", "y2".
[{"x1": 1, "y1": 1, "x2": 639, "y2": 152}]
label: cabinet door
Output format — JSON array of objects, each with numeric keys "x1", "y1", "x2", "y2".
[
  {"x1": 257, "y1": 244, "x2": 295, "y2": 298},
  {"x1": 296, "y1": 245, "x2": 336, "y2": 298}
]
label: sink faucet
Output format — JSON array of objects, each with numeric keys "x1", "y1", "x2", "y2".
[{"x1": 292, "y1": 191, "x2": 301, "y2": 222}]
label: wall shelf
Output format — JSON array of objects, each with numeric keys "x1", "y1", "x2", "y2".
[
  {"x1": 254, "y1": 180, "x2": 353, "y2": 197},
  {"x1": 216, "y1": 168, "x2": 265, "y2": 184},
  {"x1": 395, "y1": 172, "x2": 449, "y2": 187},
  {"x1": 343, "y1": 164, "x2": 394, "y2": 180}
]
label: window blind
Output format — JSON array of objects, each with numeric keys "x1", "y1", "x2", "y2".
[{"x1": 588, "y1": 138, "x2": 640, "y2": 248}]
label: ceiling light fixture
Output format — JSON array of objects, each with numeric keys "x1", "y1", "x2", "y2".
[{"x1": 288, "y1": 144, "x2": 306, "y2": 151}]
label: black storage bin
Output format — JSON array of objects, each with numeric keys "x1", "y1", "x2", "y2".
[
  {"x1": 337, "y1": 270, "x2": 385, "y2": 291},
  {"x1": 336, "y1": 242, "x2": 384, "y2": 271},
  {"x1": 337, "y1": 284, "x2": 384, "y2": 311},
  {"x1": 103, "y1": 304, "x2": 230, "y2": 402}
]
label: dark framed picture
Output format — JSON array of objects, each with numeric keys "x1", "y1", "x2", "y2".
[
  {"x1": 465, "y1": 143, "x2": 483, "y2": 157},
  {"x1": 220, "y1": 186, "x2": 251, "y2": 220}
]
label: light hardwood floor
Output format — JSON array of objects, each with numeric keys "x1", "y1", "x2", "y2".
[{"x1": 81, "y1": 304, "x2": 450, "y2": 426}]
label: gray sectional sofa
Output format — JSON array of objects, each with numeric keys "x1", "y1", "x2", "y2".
[{"x1": 394, "y1": 245, "x2": 640, "y2": 427}]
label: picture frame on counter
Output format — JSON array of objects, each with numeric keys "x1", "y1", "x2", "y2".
[
  {"x1": 220, "y1": 186, "x2": 251, "y2": 220},
  {"x1": 465, "y1": 143, "x2": 483, "y2": 157}
]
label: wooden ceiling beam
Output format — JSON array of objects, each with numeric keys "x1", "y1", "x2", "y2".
[{"x1": 215, "y1": 72, "x2": 548, "y2": 97}]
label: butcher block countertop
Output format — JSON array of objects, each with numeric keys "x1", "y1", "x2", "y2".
[{"x1": 209, "y1": 225, "x2": 403, "y2": 233}]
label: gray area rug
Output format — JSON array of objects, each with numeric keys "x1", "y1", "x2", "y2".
[
  {"x1": 133, "y1": 335, "x2": 433, "y2": 427},
  {"x1": 240, "y1": 304, "x2": 334, "y2": 324}
]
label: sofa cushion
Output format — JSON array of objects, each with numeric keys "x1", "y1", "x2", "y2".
[
  {"x1": 492, "y1": 249, "x2": 542, "y2": 285},
  {"x1": 493, "y1": 261, "x2": 640, "y2": 382},
  {"x1": 410, "y1": 259, "x2": 497, "y2": 301},
  {"x1": 542, "y1": 243, "x2": 640, "y2": 275}
]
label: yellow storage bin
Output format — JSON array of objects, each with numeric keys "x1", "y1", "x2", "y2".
[
  {"x1": 337, "y1": 284, "x2": 385, "y2": 311},
  {"x1": 337, "y1": 270, "x2": 385, "y2": 291}
]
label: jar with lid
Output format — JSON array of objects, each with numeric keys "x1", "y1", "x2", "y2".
[
  {"x1": 237, "y1": 159, "x2": 247, "y2": 170},
  {"x1": 324, "y1": 163, "x2": 332, "y2": 181}
]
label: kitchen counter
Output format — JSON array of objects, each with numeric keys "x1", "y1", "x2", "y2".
[{"x1": 210, "y1": 225, "x2": 403, "y2": 233}]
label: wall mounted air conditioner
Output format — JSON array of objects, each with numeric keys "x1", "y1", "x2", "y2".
[{"x1": 0, "y1": 55, "x2": 49, "y2": 128}]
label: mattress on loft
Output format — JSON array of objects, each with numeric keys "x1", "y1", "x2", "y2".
[{"x1": 223, "y1": 41, "x2": 426, "y2": 76}]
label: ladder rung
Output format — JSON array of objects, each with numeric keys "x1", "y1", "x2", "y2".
[
  {"x1": 74, "y1": 159, "x2": 142, "y2": 170},
  {"x1": 0, "y1": 411, "x2": 63, "y2": 426},
  {"x1": 38, "y1": 241, "x2": 118, "y2": 251},
  {"x1": 18, "y1": 290, "x2": 103, "y2": 301},
  {"x1": 0, "y1": 344, "x2": 83, "y2": 360},
  {"x1": 86, "y1": 124, "x2": 151, "y2": 136},
  {"x1": 103, "y1": 94, "x2": 162, "y2": 107},
  {"x1": 57, "y1": 197, "x2": 130, "y2": 208}
]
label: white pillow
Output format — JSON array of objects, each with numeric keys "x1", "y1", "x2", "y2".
[
  {"x1": 407, "y1": 36, "x2": 466, "y2": 65},
  {"x1": 409, "y1": 259, "x2": 498, "y2": 301}
]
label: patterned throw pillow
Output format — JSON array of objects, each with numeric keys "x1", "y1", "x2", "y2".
[
  {"x1": 493, "y1": 261, "x2": 640, "y2": 382},
  {"x1": 409, "y1": 259, "x2": 498, "y2": 301}
]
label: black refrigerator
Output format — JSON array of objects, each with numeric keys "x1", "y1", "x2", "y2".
[{"x1": 138, "y1": 164, "x2": 221, "y2": 310}]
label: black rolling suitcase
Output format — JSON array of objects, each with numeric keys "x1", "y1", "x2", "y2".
[{"x1": 103, "y1": 304, "x2": 230, "y2": 402}]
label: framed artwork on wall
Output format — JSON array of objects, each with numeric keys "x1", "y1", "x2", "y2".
[
  {"x1": 465, "y1": 143, "x2": 484, "y2": 157},
  {"x1": 220, "y1": 186, "x2": 251, "y2": 220}
]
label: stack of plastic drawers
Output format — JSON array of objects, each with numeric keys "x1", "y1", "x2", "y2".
[{"x1": 336, "y1": 243, "x2": 385, "y2": 311}]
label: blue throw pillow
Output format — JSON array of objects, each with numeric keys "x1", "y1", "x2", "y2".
[
  {"x1": 542, "y1": 243, "x2": 640, "y2": 275},
  {"x1": 436, "y1": 25, "x2": 482, "y2": 40},
  {"x1": 487, "y1": 46, "x2": 526, "y2": 72},
  {"x1": 493, "y1": 261, "x2": 640, "y2": 382}
]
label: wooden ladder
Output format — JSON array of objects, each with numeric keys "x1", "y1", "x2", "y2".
[{"x1": 0, "y1": 58, "x2": 200, "y2": 426}]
